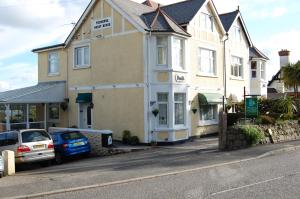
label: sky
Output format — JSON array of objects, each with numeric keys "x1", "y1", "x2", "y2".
[{"x1": 0, "y1": 0, "x2": 299, "y2": 92}]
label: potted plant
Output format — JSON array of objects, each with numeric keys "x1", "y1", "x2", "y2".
[
  {"x1": 152, "y1": 109, "x2": 159, "y2": 117},
  {"x1": 192, "y1": 108, "x2": 197, "y2": 114}
]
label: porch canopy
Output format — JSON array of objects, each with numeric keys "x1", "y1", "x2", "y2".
[
  {"x1": 198, "y1": 93, "x2": 223, "y2": 105},
  {"x1": 0, "y1": 81, "x2": 66, "y2": 132}
]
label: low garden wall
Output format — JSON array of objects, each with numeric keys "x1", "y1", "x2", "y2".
[{"x1": 225, "y1": 121, "x2": 300, "y2": 150}]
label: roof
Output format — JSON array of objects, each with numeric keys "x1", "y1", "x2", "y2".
[
  {"x1": 32, "y1": 43, "x2": 65, "y2": 53},
  {"x1": 268, "y1": 69, "x2": 282, "y2": 86},
  {"x1": 142, "y1": 5, "x2": 190, "y2": 36},
  {"x1": 250, "y1": 46, "x2": 269, "y2": 60},
  {"x1": 0, "y1": 81, "x2": 66, "y2": 104},
  {"x1": 219, "y1": 10, "x2": 252, "y2": 46},
  {"x1": 142, "y1": 0, "x2": 160, "y2": 9},
  {"x1": 267, "y1": 88, "x2": 278, "y2": 94}
]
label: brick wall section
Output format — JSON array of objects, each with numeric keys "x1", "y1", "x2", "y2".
[{"x1": 80, "y1": 131, "x2": 103, "y2": 155}]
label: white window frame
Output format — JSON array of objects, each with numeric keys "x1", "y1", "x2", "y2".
[
  {"x1": 231, "y1": 56, "x2": 243, "y2": 78},
  {"x1": 198, "y1": 48, "x2": 216, "y2": 76},
  {"x1": 232, "y1": 26, "x2": 241, "y2": 41},
  {"x1": 199, "y1": 104, "x2": 218, "y2": 126},
  {"x1": 48, "y1": 103, "x2": 60, "y2": 122},
  {"x1": 48, "y1": 52, "x2": 59, "y2": 75},
  {"x1": 251, "y1": 61, "x2": 257, "y2": 79},
  {"x1": 174, "y1": 93, "x2": 186, "y2": 126},
  {"x1": 73, "y1": 44, "x2": 91, "y2": 69},
  {"x1": 200, "y1": 12, "x2": 214, "y2": 32},
  {"x1": 172, "y1": 37, "x2": 184, "y2": 69},
  {"x1": 261, "y1": 62, "x2": 266, "y2": 80},
  {"x1": 156, "y1": 36, "x2": 168, "y2": 66},
  {"x1": 157, "y1": 93, "x2": 169, "y2": 127}
]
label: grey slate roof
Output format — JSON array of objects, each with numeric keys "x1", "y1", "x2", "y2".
[
  {"x1": 219, "y1": 10, "x2": 239, "y2": 32},
  {"x1": 143, "y1": 0, "x2": 207, "y2": 25},
  {"x1": 268, "y1": 70, "x2": 282, "y2": 86},
  {"x1": 0, "y1": 81, "x2": 66, "y2": 103},
  {"x1": 142, "y1": 6, "x2": 190, "y2": 36},
  {"x1": 250, "y1": 46, "x2": 269, "y2": 60}
]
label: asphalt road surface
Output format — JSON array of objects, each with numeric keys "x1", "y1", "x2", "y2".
[{"x1": 39, "y1": 149, "x2": 300, "y2": 199}]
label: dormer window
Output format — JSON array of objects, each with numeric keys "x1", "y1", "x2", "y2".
[
  {"x1": 48, "y1": 52, "x2": 59, "y2": 75},
  {"x1": 200, "y1": 13, "x2": 213, "y2": 32}
]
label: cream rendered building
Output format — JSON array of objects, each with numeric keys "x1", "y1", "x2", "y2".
[{"x1": 0, "y1": 0, "x2": 268, "y2": 144}]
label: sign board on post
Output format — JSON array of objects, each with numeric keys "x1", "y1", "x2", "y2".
[
  {"x1": 246, "y1": 97, "x2": 258, "y2": 118},
  {"x1": 92, "y1": 17, "x2": 112, "y2": 31}
]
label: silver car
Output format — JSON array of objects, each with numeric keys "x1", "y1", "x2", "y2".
[{"x1": 0, "y1": 129, "x2": 55, "y2": 164}]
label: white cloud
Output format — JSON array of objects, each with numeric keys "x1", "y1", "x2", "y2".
[
  {"x1": 0, "y1": 81, "x2": 10, "y2": 92},
  {"x1": 249, "y1": 7, "x2": 287, "y2": 19}
]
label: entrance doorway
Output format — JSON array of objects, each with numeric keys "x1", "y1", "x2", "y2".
[{"x1": 79, "y1": 103, "x2": 92, "y2": 129}]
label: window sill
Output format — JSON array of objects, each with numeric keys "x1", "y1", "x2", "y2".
[
  {"x1": 48, "y1": 73, "x2": 60, "y2": 77},
  {"x1": 73, "y1": 65, "x2": 91, "y2": 70},
  {"x1": 197, "y1": 73, "x2": 218, "y2": 78},
  {"x1": 230, "y1": 76, "x2": 244, "y2": 81},
  {"x1": 198, "y1": 120, "x2": 218, "y2": 126},
  {"x1": 154, "y1": 127, "x2": 188, "y2": 132},
  {"x1": 154, "y1": 68, "x2": 188, "y2": 73}
]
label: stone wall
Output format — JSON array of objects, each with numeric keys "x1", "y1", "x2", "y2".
[
  {"x1": 225, "y1": 121, "x2": 300, "y2": 150},
  {"x1": 80, "y1": 131, "x2": 103, "y2": 156}
]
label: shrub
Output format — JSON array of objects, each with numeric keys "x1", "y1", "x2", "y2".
[
  {"x1": 129, "y1": 136, "x2": 140, "y2": 145},
  {"x1": 239, "y1": 125, "x2": 265, "y2": 145},
  {"x1": 227, "y1": 113, "x2": 244, "y2": 126},
  {"x1": 122, "y1": 130, "x2": 131, "y2": 144},
  {"x1": 260, "y1": 115, "x2": 276, "y2": 125}
]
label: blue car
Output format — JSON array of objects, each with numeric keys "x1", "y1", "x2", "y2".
[{"x1": 50, "y1": 131, "x2": 91, "y2": 164}]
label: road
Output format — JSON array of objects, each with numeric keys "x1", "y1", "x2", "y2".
[
  {"x1": 38, "y1": 149, "x2": 300, "y2": 199},
  {"x1": 1, "y1": 139, "x2": 300, "y2": 199}
]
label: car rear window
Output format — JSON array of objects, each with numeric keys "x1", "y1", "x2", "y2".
[
  {"x1": 21, "y1": 131, "x2": 51, "y2": 143},
  {"x1": 61, "y1": 132, "x2": 85, "y2": 141},
  {"x1": 0, "y1": 132, "x2": 18, "y2": 146}
]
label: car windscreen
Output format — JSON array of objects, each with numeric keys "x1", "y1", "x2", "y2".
[
  {"x1": 61, "y1": 132, "x2": 85, "y2": 141},
  {"x1": 21, "y1": 131, "x2": 51, "y2": 143},
  {"x1": 0, "y1": 132, "x2": 18, "y2": 146}
]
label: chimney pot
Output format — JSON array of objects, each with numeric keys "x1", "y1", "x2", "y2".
[{"x1": 278, "y1": 49, "x2": 290, "y2": 57}]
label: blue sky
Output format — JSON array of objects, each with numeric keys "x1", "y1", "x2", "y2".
[{"x1": 0, "y1": 0, "x2": 299, "y2": 91}]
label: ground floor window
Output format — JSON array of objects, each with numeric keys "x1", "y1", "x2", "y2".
[
  {"x1": 199, "y1": 105, "x2": 217, "y2": 121},
  {"x1": 49, "y1": 104, "x2": 59, "y2": 120},
  {"x1": 174, "y1": 93, "x2": 185, "y2": 125},
  {"x1": 157, "y1": 93, "x2": 168, "y2": 126}
]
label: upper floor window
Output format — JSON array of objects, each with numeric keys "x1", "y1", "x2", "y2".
[
  {"x1": 157, "y1": 37, "x2": 168, "y2": 66},
  {"x1": 231, "y1": 56, "x2": 243, "y2": 78},
  {"x1": 251, "y1": 61, "x2": 257, "y2": 78},
  {"x1": 261, "y1": 62, "x2": 266, "y2": 80},
  {"x1": 157, "y1": 93, "x2": 168, "y2": 126},
  {"x1": 174, "y1": 93, "x2": 185, "y2": 125},
  {"x1": 200, "y1": 13, "x2": 213, "y2": 32},
  {"x1": 48, "y1": 52, "x2": 59, "y2": 75},
  {"x1": 232, "y1": 26, "x2": 241, "y2": 41},
  {"x1": 74, "y1": 45, "x2": 90, "y2": 68},
  {"x1": 198, "y1": 48, "x2": 216, "y2": 75},
  {"x1": 172, "y1": 38, "x2": 184, "y2": 69}
]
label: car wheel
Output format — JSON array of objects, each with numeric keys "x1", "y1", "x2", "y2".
[{"x1": 55, "y1": 153, "x2": 63, "y2": 164}]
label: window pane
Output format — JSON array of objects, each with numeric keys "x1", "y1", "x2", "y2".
[
  {"x1": 157, "y1": 37, "x2": 167, "y2": 46},
  {"x1": 49, "y1": 105, "x2": 59, "y2": 120},
  {"x1": 75, "y1": 47, "x2": 82, "y2": 66},
  {"x1": 48, "y1": 52, "x2": 59, "y2": 74},
  {"x1": 174, "y1": 93, "x2": 185, "y2": 125},
  {"x1": 199, "y1": 48, "x2": 215, "y2": 75},
  {"x1": 252, "y1": 71, "x2": 257, "y2": 78},
  {"x1": 200, "y1": 105, "x2": 216, "y2": 121},
  {"x1": 173, "y1": 38, "x2": 183, "y2": 68},
  {"x1": 84, "y1": 47, "x2": 90, "y2": 65},
  {"x1": 158, "y1": 93, "x2": 168, "y2": 102},
  {"x1": 157, "y1": 47, "x2": 167, "y2": 65},
  {"x1": 158, "y1": 104, "x2": 168, "y2": 125}
]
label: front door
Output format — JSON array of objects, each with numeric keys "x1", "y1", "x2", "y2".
[{"x1": 79, "y1": 103, "x2": 92, "y2": 129}]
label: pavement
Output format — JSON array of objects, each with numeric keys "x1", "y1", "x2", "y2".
[{"x1": 0, "y1": 138, "x2": 300, "y2": 199}]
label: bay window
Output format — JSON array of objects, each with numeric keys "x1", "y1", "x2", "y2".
[
  {"x1": 174, "y1": 93, "x2": 185, "y2": 125},
  {"x1": 231, "y1": 56, "x2": 243, "y2": 78},
  {"x1": 157, "y1": 37, "x2": 168, "y2": 66},
  {"x1": 48, "y1": 52, "x2": 59, "y2": 74},
  {"x1": 198, "y1": 48, "x2": 216, "y2": 75},
  {"x1": 74, "y1": 45, "x2": 90, "y2": 68},
  {"x1": 157, "y1": 93, "x2": 168, "y2": 126},
  {"x1": 172, "y1": 38, "x2": 184, "y2": 69},
  {"x1": 251, "y1": 61, "x2": 257, "y2": 78},
  {"x1": 261, "y1": 62, "x2": 266, "y2": 79}
]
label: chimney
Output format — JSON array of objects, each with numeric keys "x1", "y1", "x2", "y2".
[{"x1": 278, "y1": 49, "x2": 290, "y2": 68}]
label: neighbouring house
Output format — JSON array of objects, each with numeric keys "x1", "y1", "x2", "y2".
[
  {"x1": 268, "y1": 49, "x2": 297, "y2": 99},
  {"x1": 0, "y1": 0, "x2": 268, "y2": 144}
]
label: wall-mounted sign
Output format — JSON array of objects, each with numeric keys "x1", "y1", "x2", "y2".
[
  {"x1": 92, "y1": 17, "x2": 112, "y2": 31},
  {"x1": 175, "y1": 74, "x2": 185, "y2": 82}
]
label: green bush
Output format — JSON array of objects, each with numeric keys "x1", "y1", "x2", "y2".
[
  {"x1": 260, "y1": 115, "x2": 276, "y2": 125},
  {"x1": 239, "y1": 125, "x2": 265, "y2": 145},
  {"x1": 129, "y1": 136, "x2": 140, "y2": 145},
  {"x1": 122, "y1": 130, "x2": 131, "y2": 144}
]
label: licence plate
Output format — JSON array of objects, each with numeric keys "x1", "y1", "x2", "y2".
[
  {"x1": 33, "y1": 144, "x2": 45, "y2": 150},
  {"x1": 73, "y1": 142, "x2": 84, "y2": 147}
]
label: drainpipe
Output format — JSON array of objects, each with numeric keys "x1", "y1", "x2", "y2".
[
  {"x1": 223, "y1": 33, "x2": 229, "y2": 112},
  {"x1": 146, "y1": 31, "x2": 151, "y2": 143}
]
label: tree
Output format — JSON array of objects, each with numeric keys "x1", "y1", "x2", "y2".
[{"x1": 282, "y1": 61, "x2": 300, "y2": 98}]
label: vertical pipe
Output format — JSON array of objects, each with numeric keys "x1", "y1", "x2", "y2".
[
  {"x1": 223, "y1": 33, "x2": 229, "y2": 112},
  {"x1": 26, "y1": 104, "x2": 30, "y2": 129}
]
